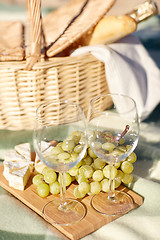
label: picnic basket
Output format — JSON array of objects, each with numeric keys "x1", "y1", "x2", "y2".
[{"x1": 0, "y1": 0, "x2": 115, "y2": 130}]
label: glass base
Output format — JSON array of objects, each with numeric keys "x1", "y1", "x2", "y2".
[
  {"x1": 91, "y1": 190, "x2": 134, "y2": 216},
  {"x1": 42, "y1": 198, "x2": 86, "y2": 226}
]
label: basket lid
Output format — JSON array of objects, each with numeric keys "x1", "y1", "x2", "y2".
[{"x1": 43, "y1": 0, "x2": 115, "y2": 57}]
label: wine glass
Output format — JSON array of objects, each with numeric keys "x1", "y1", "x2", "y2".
[
  {"x1": 87, "y1": 93, "x2": 139, "y2": 216},
  {"x1": 33, "y1": 100, "x2": 88, "y2": 225}
]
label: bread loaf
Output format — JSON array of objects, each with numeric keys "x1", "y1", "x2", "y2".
[{"x1": 88, "y1": 15, "x2": 137, "y2": 45}]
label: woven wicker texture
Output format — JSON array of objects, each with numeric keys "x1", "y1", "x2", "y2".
[
  {"x1": 0, "y1": 54, "x2": 111, "y2": 130},
  {"x1": 25, "y1": 0, "x2": 42, "y2": 70},
  {"x1": 0, "y1": 0, "x2": 114, "y2": 130},
  {"x1": 43, "y1": 0, "x2": 115, "y2": 57}
]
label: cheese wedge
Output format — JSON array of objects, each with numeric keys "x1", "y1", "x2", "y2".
[
  {"x1": 15, "y1": 143, "x2": 31, "y2": 161},
  {"x1": 4, "y1": 143, "x2": 34, "y2": 171},
  {"x1": 3, "y1": 161, "x2": 31, "y2": 191},
  {"x1": 5, "y1": 149, "x2": 26, "y2": 162},
  {"x1": 3, "y1": 143, "x2": 34, "y2": 190}
]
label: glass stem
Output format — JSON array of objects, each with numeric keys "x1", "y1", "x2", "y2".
[
  {"x1": 108, "y1": 163, "x2": 115, "y2": 201},
  {"x1": 59, "y1": 171, "x2": 67, "y2": 211}
]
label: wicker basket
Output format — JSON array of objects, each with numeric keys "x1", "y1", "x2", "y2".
[{"x1": 0, "y1": 0, "x2": 111, "y2": 130}]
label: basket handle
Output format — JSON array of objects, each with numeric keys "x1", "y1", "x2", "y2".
[{"x1": 25, "y1": 0, "x2": 42, "y2": 70}]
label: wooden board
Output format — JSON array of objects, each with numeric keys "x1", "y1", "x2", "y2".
[{"x1": 0, "y1": 165, "x2": 143, "y2": 240}]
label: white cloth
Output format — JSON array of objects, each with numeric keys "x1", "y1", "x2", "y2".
[{"x1": 71, "y1": 35, "x2": 160, "y2": 121}]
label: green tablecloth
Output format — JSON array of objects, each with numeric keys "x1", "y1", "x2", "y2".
[{"x1": 0, "y1": 3, "x2": 160, "y2": 240}]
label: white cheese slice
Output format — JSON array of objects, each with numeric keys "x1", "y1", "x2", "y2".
[
  {"x1": 4, "y1": 149, "x2": 34, "y2": 172},
  {"x1": 3, "y1": 161, "x2": 31, "y2": 191},
  {"x1": 15, "y1": 143, "x2": 31, "y2": 161},
  {"x1": 4, "y1": 143, "x2": 34, "y2": 171},
  {"x1": 5, "y1": 150, "x2": 26, "y2": 162}
]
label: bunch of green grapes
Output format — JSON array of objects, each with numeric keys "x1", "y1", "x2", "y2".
[
  {"x1": 32, "y1": 130, "x2": 137, "y2": 198},
  {"x1": 70, "y1": 146, "x2": 137, "y2": 198},
  {"x1": 32, "y1": 166, "x2": 74, "y2": 197}
]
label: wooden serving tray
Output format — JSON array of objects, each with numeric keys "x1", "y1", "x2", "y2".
[{"x1": 0, "y1": 165, "x2": 143, "y2": 240}]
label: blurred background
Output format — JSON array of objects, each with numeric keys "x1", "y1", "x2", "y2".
[{"x1": 0, "y1": 0, "x2": 159, "y2": 67}]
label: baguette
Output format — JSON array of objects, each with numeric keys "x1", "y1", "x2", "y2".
[{"x1": 88, "y1": 15, "x2": 137, "y2": 45}]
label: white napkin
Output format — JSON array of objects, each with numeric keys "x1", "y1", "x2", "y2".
[{"x1": 71, "y1": 35, "x2": 160, "y2": 121}]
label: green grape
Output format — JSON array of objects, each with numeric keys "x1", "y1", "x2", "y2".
[
  {"x1": 62, "y1": 140, "x2": 75, "y2": 152},
  {"x1": 81, "y1": 155, "x2": 92, "y2": 165},
  {"x1": 32, "y1": 174, "x2": 44, "y2": 186},
  {"x1": 58, "y1": 152, "x2": 70, "y2": 161},
  {"x1": 114, "y1": 161, "x2": 121, "y2": 168},
  {"x1": 92, "y1": 170, "x2": 104, "y2": 182},
  {"x1": 74, "y1": 186, "x2": 86, "y2": 198},
  {"x1": 74, "y1": 144, "x2": 83, "y2": 153},
  {"x1": 76, "y1": 174, "x2": 89, "y2": 184},
  {"x1": 66, "y1": 134, "x2": 80, "y2": 144},
  {"x1": 56, "y1": 142, "x2": 63, "y2": 147},
  {"x1": 73, "y1": 135, "x2": 81, "y2": 144},
  {"x1": 103, "y1": 165, "x2": 117, "y2": 179},
  {"x1": 101, "y1": 178, "x2": 109, "y2": 192},
  {"x1": 121, "y1": 161, "x2": 133, "y2": 174},
  {"x1": 102, "y1": 165, "x2": 110, "y2": 179},
  {"x1": 90, "y1": 162, "x2": 96, "y2": 171},
  {"x1": 69, "y1": 152, "x2": 78, "y2": 162},
  {"x1": 44, "y1": 169, "x2": 57, "y2": 184},
  {"x1": 42, "y1": 166, "x2": 52, "y2": 176},
  {"x1": 37, "y1": 182, "x2": 50, "y2": 197},
  {"x1": 51, "y1": 146, "x2": 63, "y2": 155},
  {"x1": 127, "y1": 152, "x2": 137, "y2": 163},
  {"x1": 102, "y1": 142, "x2": 115, "y2": 153},
  {"x1": 68, "y1": 165, "x2": 79, "y2": 176},
  {"x1": 115, "y1": 170, "x2": 124, "y2": 182},
  {"x1": 122, "y1": 173, "x2": 133, "y2": 184},
  {"x1": 114, "y1": 179, "x2": 121, "y2": 188},
  {"x1": 79, "y1": 165, "x2": 93, "y2": 178},
  {"x1": 71, "y1": 131, "x2": 82, "y2": 137},
  {"x1": 118, "y1": 145, "x2": 126, "y2": 153},
  {"x1": 92, "y1": 141, "x2": 102, "y2": 150},
  {"x1": 58, "y1": 172, "x2": 72, "y2": 187},
  {"x1": 90, "y1": 181, "x2": 101, "y2": 194},
  {"x1": 65, "y1": 172, "x2": 72, "y2": 186},
  {"x1": 112, "y1": 149, "x2": 123, "y2": 157},
  {"x1": 88, "y1": 147, "x2": 97, "y2": 158},
  {"x1": 49, "y1": 181, "x2": 60, "y2": 195},
  {"x1": 78, "y1": 182, "x2": 90, "y2": 195},
  {"x1": 94, "y1": 158, "x2": 106, "y2": 169}
]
